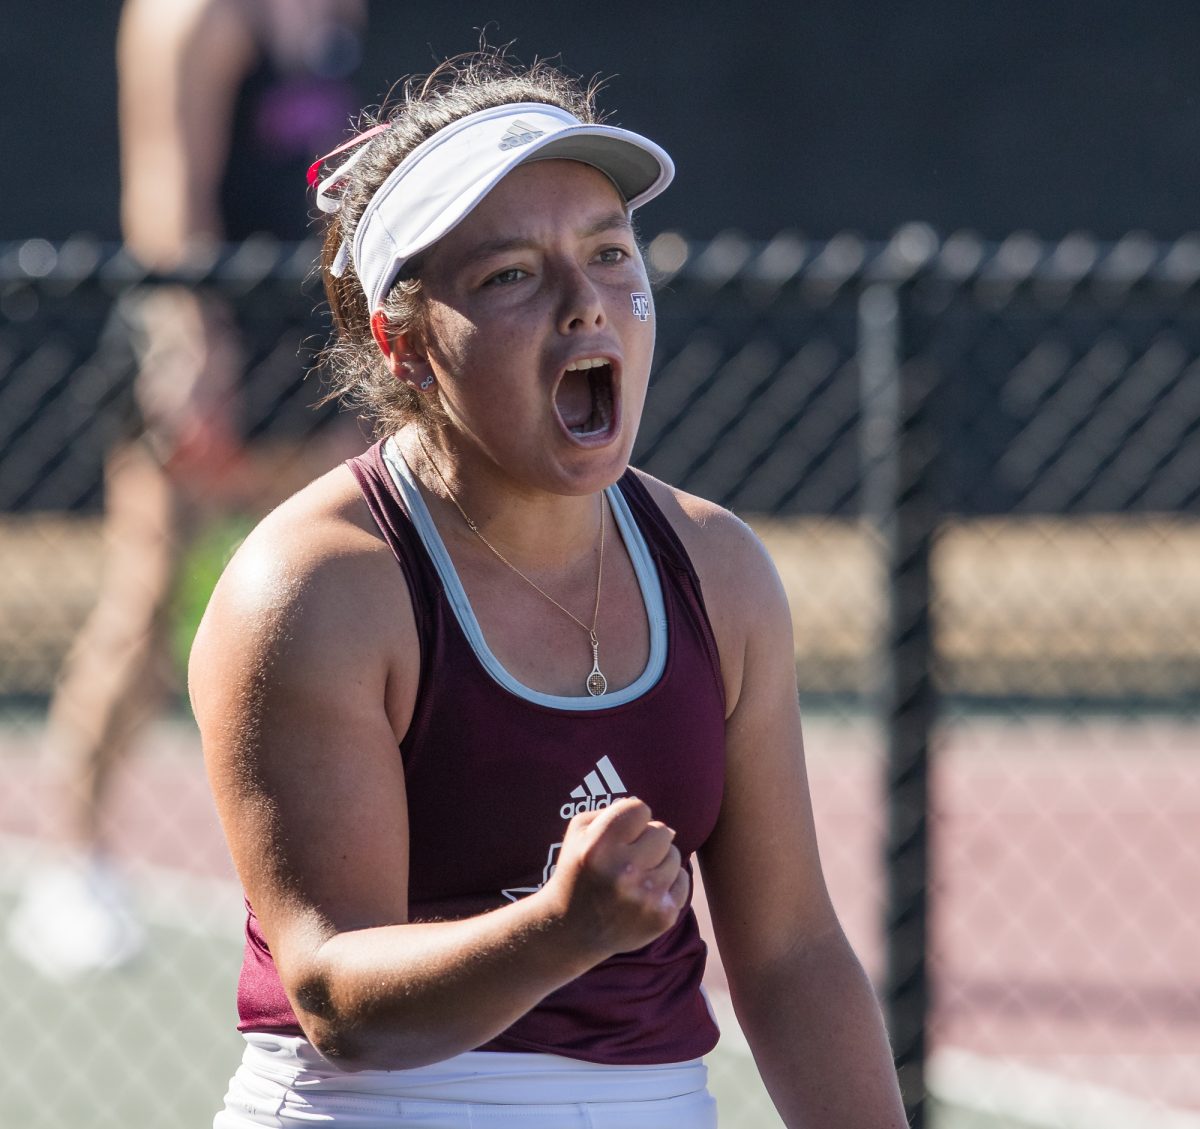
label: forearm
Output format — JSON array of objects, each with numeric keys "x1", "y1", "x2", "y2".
[
  {"x1": 731, "y1": 930, "x2": 907, "y2": 1129},
  {"x1": 290, "y1": 889, "x2": 599, "y2": 1070}
]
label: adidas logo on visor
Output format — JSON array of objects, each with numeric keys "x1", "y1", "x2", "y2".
[
  {"x1": 499, "y1": 120, "x2": 546, "y2": 150},
  {"x1": 560, "y1": 755, "x2": 627, "y2": 819}
]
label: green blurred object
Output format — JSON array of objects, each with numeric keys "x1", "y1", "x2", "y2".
[{"x1": 170, "y1": 515, "x2": 255, "y2": 679}]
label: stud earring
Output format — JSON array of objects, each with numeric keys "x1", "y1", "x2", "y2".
[{"x1": 419, "y1": 374, "x2": 435, "y2": 391}]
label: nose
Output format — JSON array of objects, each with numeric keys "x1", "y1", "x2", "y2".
[{"x1": 557, "y1": 261, "x2": 605, "y2": 334}]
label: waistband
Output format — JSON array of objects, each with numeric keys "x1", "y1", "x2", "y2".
[{"x1": 239, "y1": 1032, "x2": 710, "y2": 1104}]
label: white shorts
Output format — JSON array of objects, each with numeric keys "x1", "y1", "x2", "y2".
[{"x1": 214, "y1": 1033, "x2": 718, "y2": 1128}]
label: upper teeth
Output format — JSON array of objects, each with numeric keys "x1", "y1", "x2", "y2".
[{"x1": 565, "y1": 357, "x2": 607, "y2": 371}]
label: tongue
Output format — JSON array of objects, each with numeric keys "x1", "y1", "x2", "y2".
[{"x1": 555, "y1": 369, "x2": 592, "y2": 430}]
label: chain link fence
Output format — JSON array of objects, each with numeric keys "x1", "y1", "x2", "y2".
[{"x1": 1, "y1": 229, "x2": 1197, "y2": 1127}]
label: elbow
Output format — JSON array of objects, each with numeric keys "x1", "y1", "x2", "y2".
[
  {"x1": 292, "y1": 969, "x2": 397, "y2": 1071},
  {"x1": 305, "y1": 1026, "x2": 462, "y2": 1074},
  {"x1": 292, "y1": 971, "x2": 367, "y2": 1069},
  {"x1": 291, "y1": 967, "x2": 464, "y2": 1073},
  {"x1": 303, "y1": 1023, "x2": 397, "y2": 1073}
]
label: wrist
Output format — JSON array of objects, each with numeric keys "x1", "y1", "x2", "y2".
[{"x1": 521, "y1": 883, "x2": 611, "y2": 977}]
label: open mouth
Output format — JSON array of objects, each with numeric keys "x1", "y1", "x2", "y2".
[{"x1": 554, "y1": 357, "x2": 616, "y2": 440}]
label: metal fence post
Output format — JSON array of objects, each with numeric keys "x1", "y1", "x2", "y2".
[{"x1": 858, "y1": 280, "x2": 938, "y2": 1126}]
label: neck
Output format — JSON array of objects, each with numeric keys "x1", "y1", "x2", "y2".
[{"x1": 402, "y1": 427, "x2": 609, "y2": 570}]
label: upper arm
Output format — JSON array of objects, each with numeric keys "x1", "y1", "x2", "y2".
[
  {"x1": 189, "y1": 488, "x2": 418, "y2": 986},
  {"x1": 683, "y1": 508, "x2": 841, "y2": 981}
]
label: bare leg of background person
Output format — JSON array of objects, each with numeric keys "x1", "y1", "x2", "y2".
[
  {"x1": 54, "y1": 441, "x2": 183, "y2": 844},
  {"x1": 7, "y1": 441, "x2": 183, "y2": 978}
]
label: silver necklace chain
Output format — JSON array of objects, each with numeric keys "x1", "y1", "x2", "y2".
[{"x1": 416, "y1": 435, "x2": 609, "y2": 697}]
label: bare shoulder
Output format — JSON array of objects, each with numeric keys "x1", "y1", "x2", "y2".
[
  {"x1": 630, "y1": 468, "x2": 785, "y2": 603},
  {"x1": 189, "y1": 463, "x2": 415, "y2": 731},
  {"x1": 201, "y1": 463, "x2": 397, "y2": 637},
  {"x1": 191, "y1": 465, "x2": 419, "y2": 961}
]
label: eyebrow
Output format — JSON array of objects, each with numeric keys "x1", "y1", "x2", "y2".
[{"x1": 460, "y1": 212, "x2": 634, "y2": 267}]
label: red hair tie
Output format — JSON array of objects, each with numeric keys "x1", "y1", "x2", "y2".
[{"x1": 307, "y1": 123, "x2": 392, "y2": 211}]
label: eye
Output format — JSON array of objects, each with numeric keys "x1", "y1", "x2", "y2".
[
  {"x1": 595, "y1": 247, "x2": 629, "y2": 265},
  {"x1": 483, "y1": 267, "x2": 527, "y2": 287}
]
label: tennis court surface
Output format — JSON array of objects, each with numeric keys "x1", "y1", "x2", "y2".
[{"x1": 1, "y1": 709, "x2": 1197, "y2": 1128}]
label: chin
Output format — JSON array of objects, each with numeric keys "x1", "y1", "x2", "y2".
[{"x1": 559, "y1": 434, "x2": 637, "y2": 495}]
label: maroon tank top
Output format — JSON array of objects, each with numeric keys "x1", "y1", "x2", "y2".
[{"x1": 236, "y1": 440, "x2": 727, "y2": 1065}]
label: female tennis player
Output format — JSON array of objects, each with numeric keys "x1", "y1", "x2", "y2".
[{"x1": 190, "y1": 51, "x2": 907, "y2": 1128}]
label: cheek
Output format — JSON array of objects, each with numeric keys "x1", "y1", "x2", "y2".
[
  {"x1": 620, "y1": 288, "x2": 656, "y2": 349},
  {"x1": 609, "y1": 260, "x2": 655, "y2": 327},
  {"x1": 423, "y1": 304, "x2": 479, "y2": 375},
  {"x1": 627, "y1": 291, "x2": 655, "y2": 329},
  {"x1": 620, "y1": 317, "x2": 655, "y2": 413}
]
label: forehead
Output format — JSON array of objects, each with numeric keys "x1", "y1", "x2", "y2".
[
  {"x1": 422, "y1": 159, "x2": 629, "y2": 268},
  {"x1": 497, "y1": 155, "x2": 627, "y2": 203}
]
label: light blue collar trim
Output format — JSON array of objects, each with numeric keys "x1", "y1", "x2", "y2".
[{"x1": 382, "y1": 437, "x2": 667, "y2": 711}]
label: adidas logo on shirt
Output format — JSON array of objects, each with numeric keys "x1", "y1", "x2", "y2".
[
  {"x1": 560, "y1": 755, "x2": 628, "y2": 819},
  {"x1": 500, "y1": 757, "x2": 630, "y2": 901},
  {"x1": 499, "y1": 120, "x2": 546, "y2": 150}
]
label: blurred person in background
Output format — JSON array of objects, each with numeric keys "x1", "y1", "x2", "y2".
[{"x1": 6, "y1": 0, "x2": 366, "y2": 977}]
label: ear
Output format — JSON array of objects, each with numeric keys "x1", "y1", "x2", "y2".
[{"x1": 370, "y1": 310, "x2": 433, "y2": 387}]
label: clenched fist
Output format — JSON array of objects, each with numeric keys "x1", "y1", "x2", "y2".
[{"x1": 543, "y1": 796, "x2": 690, "y2": 960}]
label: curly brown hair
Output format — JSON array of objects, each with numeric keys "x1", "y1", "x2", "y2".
[{"x1": 316, "y1": 50, "x2": 605, "y2": 437}]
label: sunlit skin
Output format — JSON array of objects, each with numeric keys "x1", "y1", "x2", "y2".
[
  {"x1": 191, "y1": 150, "x2": 907, "y2": 1126},
  {"x1": 374, "y1": 159, "x2": 654, "y2": 565}
]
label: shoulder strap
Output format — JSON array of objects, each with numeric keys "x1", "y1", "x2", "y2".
[
  {"x1": 346, "y1": 439, "x2": 442, "y2": 630},
  {"x1": 616, "y1": 469, "x2": 700, "y2": 580},
  {"x1": 617, "y1": 469, "x2": 724, "y2": 686}
]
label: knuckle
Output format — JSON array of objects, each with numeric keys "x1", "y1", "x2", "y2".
[
  {"x1": 617, "y1": 796, "x2": 650, "y2": 818},
  {"x1": 570, "y1": 807, "x2": 600, "y2": 827}
]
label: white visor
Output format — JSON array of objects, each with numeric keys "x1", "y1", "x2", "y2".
[{"x1": 346, "y1": 103, "x2": 674, "y2": 311}]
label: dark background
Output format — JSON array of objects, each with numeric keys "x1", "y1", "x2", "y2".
[{"x1": 5, "y1": 1, "x2": 1200, "y2": 244}]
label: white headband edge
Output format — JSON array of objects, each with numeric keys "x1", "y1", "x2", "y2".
[{"x1": 348, "y1": 105, "x2": 675, "y2": 311}]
